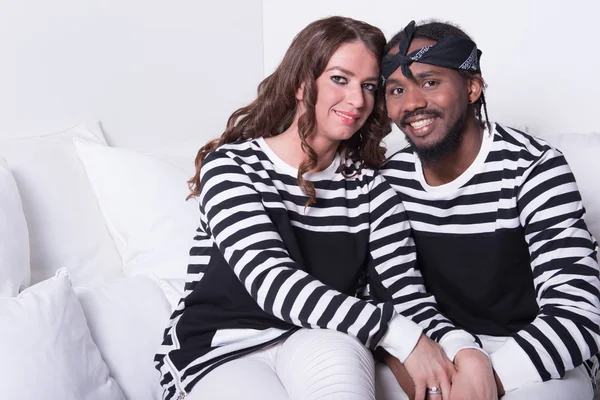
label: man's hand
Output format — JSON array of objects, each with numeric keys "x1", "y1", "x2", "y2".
[
  {"x1": 379, "y1": 350, "x2": 416, "y2": 400},
  {"x1": 390, "y1": 333, "x2": 457, "y2": 400},
  {"x1": 493, "y1": 369, "x2": 505, "y2": 397},
  {"x1": 449, "y1": 349, "x2": 497, "y2": 400}
]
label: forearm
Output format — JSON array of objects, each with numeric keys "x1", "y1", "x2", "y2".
[
  {"x1": 505, "y1": 149, "x2": 600, "y2": 391},
  {"x1": 489, "y1": 337, "x2": 541, "y2": 392},
  {"x1": 367, "y1": 251, "x2": 483, "y2": 361},
  {"x1": 369, "y1": 274, "x2": 484, "y2": 361},
  {"x1": 367, "y1": 239, "x2": 483, "y2": 359},
  {"x1": 367, "y1": 202, "x2": 483, "y2": 359},
  {"x1": 201, "y1": 153, "x2": 423, "y2": 357}
]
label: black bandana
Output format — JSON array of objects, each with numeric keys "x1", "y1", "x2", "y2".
[{"x1": 382, "y1": 21, "x2": 482, "y2": 83}]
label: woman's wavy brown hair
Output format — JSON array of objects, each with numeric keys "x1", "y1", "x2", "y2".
[{"x1": 188, "y1": 16, "x2": 391, "y2": 205}]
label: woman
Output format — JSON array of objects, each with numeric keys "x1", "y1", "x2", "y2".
[{"x1": 155, "y1": 16, "x2": 455, "y2": 400}]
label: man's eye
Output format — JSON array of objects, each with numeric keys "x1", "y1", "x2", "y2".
[
  {"x1": 389, "y1": 87, "x2": 404, "y2": 95},
  {"x1": 331, "y1": 76, "x2": 348, "y2": 84},
  {"x1": 424, "y1": 80, "x2": 438, "y2": 87}
]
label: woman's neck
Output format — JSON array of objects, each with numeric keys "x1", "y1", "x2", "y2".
[{"x1": 265, "y1": 123, "x2": 338, "y2": 172}]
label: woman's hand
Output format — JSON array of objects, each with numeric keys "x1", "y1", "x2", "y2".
[{"x1": 386, "y1": 333, "x2": 457, "y2": 400}]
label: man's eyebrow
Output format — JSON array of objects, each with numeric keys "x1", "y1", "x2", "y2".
[
  {"x1": 384, "y1": 77, "x2": 403, "y2": 86},
  {"x1": 415, "y1": 70, "x2": 442, "y2": 79},
  {"x1": 324, "y1": 66, "x2": 379, "y2": 82}
]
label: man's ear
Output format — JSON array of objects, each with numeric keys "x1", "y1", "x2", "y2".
[
  {"x1": 467, "y1": 74, "x2": 484, "y2": 104},
  {"x1": 296, "y1": 82, "x2": 305, "y2": 101}
]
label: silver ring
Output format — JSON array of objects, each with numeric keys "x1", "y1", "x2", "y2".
[{"x1": 428, "y1": 386, "x2": 442, "y2": 395}]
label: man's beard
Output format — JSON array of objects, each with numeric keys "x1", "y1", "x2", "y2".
[{"x1": 404, "y1": 108, "x2": 467, "y2": 165}]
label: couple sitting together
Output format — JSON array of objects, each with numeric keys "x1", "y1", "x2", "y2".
[{"x1": 154, "y1": 16, "x2": 600, "y2": 400}]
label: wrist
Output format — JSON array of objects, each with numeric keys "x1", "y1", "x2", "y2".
[
  {"x1": 438, "y1": 330, "x2": 481, "y2": 361},
  {"x1": 379, "y1": 315, "x2": 423, "y2": 363}
]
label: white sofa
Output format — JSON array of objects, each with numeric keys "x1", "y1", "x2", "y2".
[{"x1": 0, "y1": 122, "x2": 598, "y2": 400}]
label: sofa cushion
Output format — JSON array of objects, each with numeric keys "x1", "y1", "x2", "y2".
[
  {"x1": 75, "y1": 276, "x2": 171, "y2": 400},
  {"x1": 0, "y1": 158, "x2": 29, "y2": 296},
  {"x1": 541, "y1": 133, "x2": 600, "y2": 241},
  {"x1": 0, "y1": 269, "x2": 126, "y2": 399},
  {"x1": 0, "y1": 122, "x2": 125, "y2": 286},
  {"x1": 141, "y1": 136, "x2": 202, "y2": 177},
  {"x1": 74, "y1": 138, "x2": 199, "y2": 305}
]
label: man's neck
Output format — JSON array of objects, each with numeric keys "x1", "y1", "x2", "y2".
[{"x1": 421, "y1": 120, "x2": 485, "y2": 186}]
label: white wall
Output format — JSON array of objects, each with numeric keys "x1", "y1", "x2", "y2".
[
  {"x1": 263, "y1": 0, "x2": 600, "y2": 142},
  {"x1": 0, "y1": 0, "x2": 264, "y2": 148},
  {"x1": 4, "y1": 1, "x2": 598, "y2": 149}
]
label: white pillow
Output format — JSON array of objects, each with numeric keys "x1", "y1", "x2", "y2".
[
  {"x1": 0, "y1": 269, "x2": 126, "y2": 400},
  {"x1": 75, "y1": 276, "x2": 171, "y2": 400},
  {"x1": 0, "y1": 158, "x2": 30, "y2": 296},
  {"x1": 74, "y1": 138, "x2": 199, "y2": 303},
  {"x1": 142, "y1": 137, "x2": 203, "y2": 176},
  {"x1": 541, "y1": 133, "x2": 600, "y2": 241},
  {"x1": 0, "y1": 122, "x2": 124, "y2": 286}
]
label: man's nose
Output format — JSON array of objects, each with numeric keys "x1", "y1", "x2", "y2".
[{"x1": 403, "y1": 87, "x2": 427, "y2": 112}]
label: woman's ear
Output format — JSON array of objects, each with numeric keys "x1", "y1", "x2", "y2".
[
  {"x1": 296, "y1": 82, "x2": 305, "y2": 101},
  {"x1": 467, "y1": 75, "x2": 484, "y2": 104}
]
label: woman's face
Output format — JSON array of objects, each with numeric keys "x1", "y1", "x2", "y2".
[{"x1": 309, "y1": 41, "x2": 379, "y2": 147}]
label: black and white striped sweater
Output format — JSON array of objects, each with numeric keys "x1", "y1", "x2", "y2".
[
  {"x1": 154, "y1": 138, "x2": 475, "y2": 399},
  {"x1": 379, "y1": 123, "x2": 600, "y2": 392}
]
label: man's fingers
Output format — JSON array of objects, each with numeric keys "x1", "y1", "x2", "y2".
[{"x1": 448, "y1": 361, "x2": 458, "y2": 375}]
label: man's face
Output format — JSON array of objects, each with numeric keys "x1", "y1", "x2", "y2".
[{"x1": 385, "y1": 37, "x2": 471, "y2": 162}]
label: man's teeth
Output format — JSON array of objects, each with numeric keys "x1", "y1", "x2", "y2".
[{"x1": 410, "y1": 118, "x2": 434, "y2": 129}]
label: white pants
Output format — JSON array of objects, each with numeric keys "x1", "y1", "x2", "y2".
[
  {"x1": 187, "y1": 329, "x2": 594, "y2": 400},
  {"x1": 374, "y1": 362, "x2": 593, "y2": 400},
  {"x1": 187, "y1": 328, "x2": 376, "y2": 400}
]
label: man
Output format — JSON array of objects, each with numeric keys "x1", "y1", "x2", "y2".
[{"x1": 374, "y1": 20, "x2": 600, "y2": 399}]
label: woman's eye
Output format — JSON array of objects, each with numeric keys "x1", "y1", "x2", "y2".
[
  {"x1": 331, "y1": 75, "x2": 348, "y2": 84},
  {"x1": 389, "y1": 87, "x2": 404, "y2": 96},
  {"x1": 362, "y1": 83, "x2": 377, "y2": 93}
]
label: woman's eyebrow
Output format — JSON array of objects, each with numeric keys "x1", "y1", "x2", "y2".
[{"x1": 324, "y1": 66, "x2": 379, "y2": 82}]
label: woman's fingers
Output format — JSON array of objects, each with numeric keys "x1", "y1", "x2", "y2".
[{"x1": 413, "y1": 382, "x2": 426, "y2": 400}]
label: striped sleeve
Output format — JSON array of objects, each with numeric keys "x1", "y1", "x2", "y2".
[
  {"x1": 365, "y1": 174, "x2": 484, "y2": 360},
  {"x1": 491, "y1": 148, "x2": 600, "y2": 392},
  {"x1": 198, "y1": 150, "x2": 422, "y2": 361}
]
